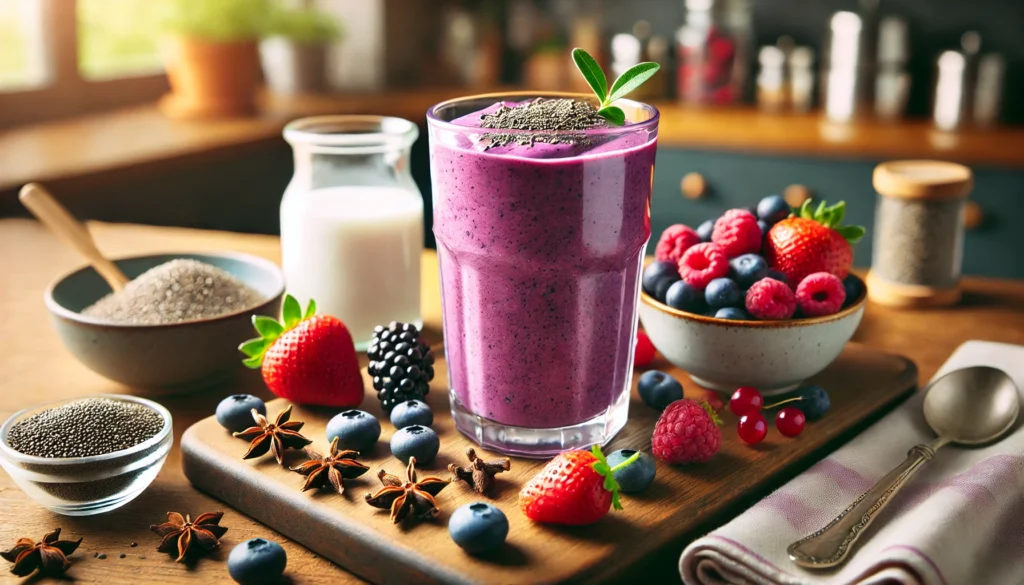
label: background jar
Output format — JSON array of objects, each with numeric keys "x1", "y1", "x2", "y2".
[{"x1": 867, "y1": 160, "x2": 973, "y2": 308}]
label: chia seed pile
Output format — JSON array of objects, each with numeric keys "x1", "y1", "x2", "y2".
[
  {"x1": 6, "y1": 398, "x2": 164, "y2": 458},
  {"x1": 479, "y1": 98, "x2": 609, "y2": 148},
  {"x1": 82, "y1": 259, "x2": 261, "y2": 325}
]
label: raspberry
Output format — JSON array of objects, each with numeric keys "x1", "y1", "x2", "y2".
[
  {"x1": 712, "y1": 209, "x2": 762, "y2": 258},
  {"x1": 796, "y1": 272, "x2": 846, "y2": 317},
  {"x1": 745, "y1": 277, "x2": 797, "y2": 320},
  {"x1": 655, "y1": 224, "x2": 701, "y2": 264},
  {"x1": 634, "y1": 330, "x2": 656, "y2": 367},
  {"x1": 651, "y1": 399, "x2": 722, "y2": 464},
  {"x1": 677, "y1": 243, "x2": 729, "y2": 290}
]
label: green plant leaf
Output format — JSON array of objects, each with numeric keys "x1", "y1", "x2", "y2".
[
  {"x1": 571, "y1": 48, "x2": 608, "y2": 102},
  {"x1": 242, "y1": 356, "x2": 263, "y2": 369},
  {"x1": 607, "y1": 62, "x2": 661, "y2": 103},
  {"x1": 303, "y1": 298, "x2": 317, "y2": 319},
  {"x1": 799, "y1": 199, "x2": 814, "y2": 219},
  {"x1": 836, "y1": 225, "x2": 867, "y2": 244},
  {"x1": 813, "y1": 200, "x2": 827, "y2": 221},
  {"x1": 828, "y1": 201, "x2": 846, "y2": 227},
  {"x1": 282, "y1": 294, "x2": 301, "y2": 328},
  {"x1": 239, "y1": 338, "x2": 268, "y2": 358},
  {"x1": 598, "y1": 106, "x2": 626, "y2": 126},
  {"x1": 253, "y1": 315, "x2": 284, "y2": 339}
]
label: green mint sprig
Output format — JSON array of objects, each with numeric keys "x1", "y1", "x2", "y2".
[{"x1": 572, "y1": 47, "x2": 660, "y2": 126}]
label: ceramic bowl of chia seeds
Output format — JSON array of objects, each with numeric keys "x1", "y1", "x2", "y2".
[
  {"x1": 0, "y1": 395, "x2": 172, "y2": 516},
  {"x1": 45, "y1": 252, "x2": 284, "y2": 393},
  {"x1": 639, "y1": 278, "x2": 867, "y2": 396}
]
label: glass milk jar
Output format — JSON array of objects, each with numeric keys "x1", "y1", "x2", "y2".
[{"x1": 281, "y1": 116, "x2": 423, "y2": 349}]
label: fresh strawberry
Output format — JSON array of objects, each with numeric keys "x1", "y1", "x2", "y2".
[
  {"x1": 764, "y1": 200, "x2": 865, "y2": 286},
  {"x1": 519, "y1": 445, "x2": 639, "y2": 526},
  {"x1": 240, "y1": 295, "x2": 363, "y2": 408}
]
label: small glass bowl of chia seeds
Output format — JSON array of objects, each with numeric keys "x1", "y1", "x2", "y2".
[{"x1": 0, "y1": 394, "x2": 172, "y2": 516}]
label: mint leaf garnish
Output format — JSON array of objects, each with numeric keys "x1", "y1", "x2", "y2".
[{"x1": 571, "y1": 47, "x2": 660, "y2": 126}]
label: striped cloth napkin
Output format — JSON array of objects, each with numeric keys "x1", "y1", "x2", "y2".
[{"x1": 680, "y1": 340, "x2": 1024, "y2": 585}]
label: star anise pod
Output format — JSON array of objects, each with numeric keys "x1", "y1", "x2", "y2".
[
  {"x1": 364, "y1": 457, "x2": 449, "y2": 524},
  {"x1": 150, "y1": 511, "x2": 228, "y2": 562},
  {"x1": 448, "y1": 446, "x2": 511, "y2": 495},
  {"x1": 1, "y1": 528, "x2": 81, "y2": 577},
  {"x1": 290, "y1": 436, "x2": 370, "y2": 495},
  {"x1": 233, "y1": 404, "x2": 312, "y2": 465}
]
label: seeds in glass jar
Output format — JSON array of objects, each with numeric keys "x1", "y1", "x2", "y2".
[{"x1": 6, "y1": 398, "x2": 164, "y2": 458}]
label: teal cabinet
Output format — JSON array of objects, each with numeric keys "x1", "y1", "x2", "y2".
[{"x1": 650, "y1": 148, "x2": 1024, "y2": 279}]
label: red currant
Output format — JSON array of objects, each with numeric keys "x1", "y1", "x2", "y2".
[
  {"x1": 776, "y1": 407, "x2": 806, "y2": 437},
  {"x1": 729, "y1": 386, "x2": 764, "y2": 416},
  {"x1": 737, "y1": 413, "x2": 768, "y2": 444},
  {"x1": 634, "y1": 330, "x2": 657, "y2": 367}
]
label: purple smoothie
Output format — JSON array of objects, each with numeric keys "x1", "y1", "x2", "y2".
[{"x1": 429, "y1": 100, "x2": 658, "y2": 429}]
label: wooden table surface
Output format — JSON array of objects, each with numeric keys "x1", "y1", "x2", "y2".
[{"x1": 2, "y1": 218, "x2": 1024, "y2": 584}]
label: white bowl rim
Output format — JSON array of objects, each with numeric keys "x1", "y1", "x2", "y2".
[
  {"x1": 0, "y1": 394, "x2": 173, "y2": 466},
  {"x1": 44, "y1": 250, "x2": 286, "y2": 329},
  {"x1": 640, "y1": 274, "x2": 868, "y2": 328}
]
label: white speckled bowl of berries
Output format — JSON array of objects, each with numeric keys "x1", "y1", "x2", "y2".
[{"x1": 638, "y1": 282, "x2": 866, "y2": 396}]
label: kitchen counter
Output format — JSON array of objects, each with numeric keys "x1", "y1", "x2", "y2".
[{"x1": 2, "y1": 218, "x2": 1023, "y2": 583}]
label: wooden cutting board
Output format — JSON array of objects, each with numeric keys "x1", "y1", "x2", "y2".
[{"x1": 181, "y1": 342, "x2": 915, "y2": 585}]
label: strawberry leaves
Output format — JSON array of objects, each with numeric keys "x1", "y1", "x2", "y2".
[
  {"x1": 571, "y1": 47, "x2": 660, "y2": 126},
  {"x1": 798, "y1": 199, "x2": 866, "y2": 245},
  {"x1": 589, "y1": 444, "x2": 640, "y2": 511},
  {"x1": 239, "y1": 294, "x2": 317, "y2": 369}
]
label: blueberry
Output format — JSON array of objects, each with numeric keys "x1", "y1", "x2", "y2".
[
  {"x1": 216, "y1": 395, "x2": 267, "y2": 433},
  {"x1": 705, "y1": 278, "x2": 742, "y2": 309},
  {"x1": 390, "y1": 425, "x2": 440, "y2": 464},
  {"x1": 765, "y1": 269, "x2": 789, "y2": 287},
  {"x1": 757, "y1": 194, "x2": 791, "y2": 225},
  {"x1": 715, "y1": 307, "x2": 752, "y2": 320},
  {"x1": 729, "y1": 254, "x2": 769, "y2": 288},
  {"x1": 606, "y1": 449, "x2": 656, "y2": 493},
  {"x1": 665, "y1": 281, "x2": 703, "y2": 313},
  {"x1": 696, "y1": 219, "x2": 716, "y2": 242},
  {"x1": 798, "y1": 385, "x2": 831, "y2": 420},
  {"x1": 642, "y1": 261, "x2": 680, "y2": 302},
  {"x1": 843, "y1": 275, "x2": 864, "y2": 306},
  {"x1": 390, "y1": 400, "x2": 434, "y2": 429},
  {"x1": 326, "y1": 409, "x2": 381, "y2": 454},
  {"x1": 227, "y1": 538, "x2": 286, "y2": 585},
  {"x1": 448, "y1": 502, "x2": 509, "y2": 554},
  {"x1": 637, "y1": 370, "x2": 684, "y2": 410}
]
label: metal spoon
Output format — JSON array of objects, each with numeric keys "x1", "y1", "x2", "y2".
[{"x1": 788, "y1": 366, "x2": 1019, "y2": 569}]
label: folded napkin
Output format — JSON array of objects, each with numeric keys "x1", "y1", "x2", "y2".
[{"x1": 680, "y1": 340, "x2": 1024, "y2": 585}]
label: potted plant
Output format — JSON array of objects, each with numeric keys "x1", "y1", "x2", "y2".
[
  {"x1": 261, "y1": 6, "x2": 343, "y2": 95},
  {"x1": 159, "y1": 0, "x2": 273, "y2": 118}
]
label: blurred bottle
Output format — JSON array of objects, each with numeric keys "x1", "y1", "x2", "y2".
[
  {"x1": 568, "y1": 12, "x2": 606, "y2": 93},
  {"x1": 441, "y1": 4, "x2": 502, "y2": 88},
  {"x1": 610, "y1": 21, "x2": 669, "y2": 101},
  {"x1": 756, "y1": 45, "x2": 786, "y2": 112},
  {"x1": 874, "y1": 16, "x2": 910, "y2": 121},
  {"x1": 676, "y1": 0, "x2": 752, "y2": 105},
  {"x1": 933, "y1": 50, "x2": 968, "y2": 131},
  {"x1": 788, "y1": 46, "x2": 815, "y2": 113},
  {"x1": 973, "y1": 53, "x2": 1005, "y2": 127},
  {"x1": 821, "y1": 11, "x2": 869, "y2": 122}
]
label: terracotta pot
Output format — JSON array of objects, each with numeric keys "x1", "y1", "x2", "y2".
[{"x1": 163, "y1": 37, "x2": 261, "y2": 118}]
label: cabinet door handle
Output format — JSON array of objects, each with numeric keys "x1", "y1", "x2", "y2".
[
  {"x1": 681, "y1": 172, "x2": 708, "y2": 199},
  {"x1": 963, "y1": 201, "x2": 983, "y2": 230},
  {"x1": 784, "y1": 184, "x2": 812, "y2": 208}
]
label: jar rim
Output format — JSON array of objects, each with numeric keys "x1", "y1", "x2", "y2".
[{"x1": 283, "y1": 115, "x2": 419, "y2": 149}]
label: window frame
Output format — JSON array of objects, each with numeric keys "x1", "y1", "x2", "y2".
[{"x1": 0, "y1": 0, "x2": 168, "y2": 128}]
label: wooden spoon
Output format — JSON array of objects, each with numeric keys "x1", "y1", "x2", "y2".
[{"x1": 19, "y1": 182, "x2": 130, "y2": 292}]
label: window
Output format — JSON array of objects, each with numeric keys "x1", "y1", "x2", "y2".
[
  {"x1": 77, "y1": 0, "x2": 163, "y2": 80},
  {"x1": 0, "y1": 0, "x2": 47, "y2": 89},
  {"x1": 0, "y1": 0, "x2": 168, "y2": 128}
]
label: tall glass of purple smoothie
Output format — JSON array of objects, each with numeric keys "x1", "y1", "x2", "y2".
[{"x1": 427, "y1": 92, "x2": 659, "y2": 457}]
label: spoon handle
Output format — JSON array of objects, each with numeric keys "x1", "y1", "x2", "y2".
[
  {"x1": 19, "y1": 182, "x2": 130, "y2": 292},
  {"x1": 787, "y1": 443, "x2": 939, "y2": 569}
]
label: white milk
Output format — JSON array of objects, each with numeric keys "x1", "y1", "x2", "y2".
[{"x1": 280, "y1": 185, "x2": 423, "y2": 348}]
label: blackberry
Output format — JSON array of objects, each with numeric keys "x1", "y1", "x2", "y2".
[{"x1": 368, "y1": 322, "x2": 435, "y2": 413}]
